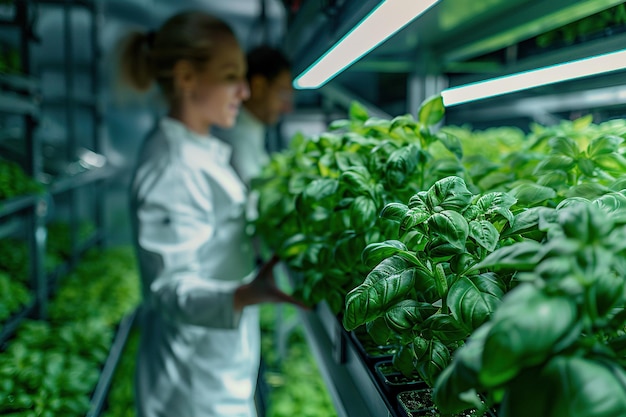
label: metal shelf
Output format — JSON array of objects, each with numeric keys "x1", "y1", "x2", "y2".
[
  {"x1": 299, "y1": 301, "x2": 402, "y2": 417},
  {"x1": 0, "y1": 72, "x2": 39, "y2": 93},
  {"x1": 49, "y1": 165, "x2": 114, "y2": 195},
  {"x1": 86, "y1": 308, "x2": 138, "y2": 417},
  {"x1": 0, "y1": 91, "x2": 40, "y2": 116},
  {"x1": 0, "y1": 193, "x2": 41, "y2": 219}
]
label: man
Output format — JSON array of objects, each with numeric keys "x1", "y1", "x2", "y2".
[{"x1": 215, "y1": 45, "x2": 293, "y2": 187}]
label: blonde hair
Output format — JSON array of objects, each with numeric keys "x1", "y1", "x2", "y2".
[{"x1": 118, "y1": 11, "x2": 236, "y2": 101}]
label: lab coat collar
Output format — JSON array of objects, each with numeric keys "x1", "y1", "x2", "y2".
[
  {"x1": 160, "y1": 117, "x2": 232, "y2": 165},
  {"x1": 238, "y1": 107, "x2": 265, "y2": 135}
]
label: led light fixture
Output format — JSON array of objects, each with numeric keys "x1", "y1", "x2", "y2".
[
  {"x1": 293, "y1": 0, "x2": 440, "y2": 89},
  {"x1": 441, "y1": 48, "x2": 626, "y2": 107}
]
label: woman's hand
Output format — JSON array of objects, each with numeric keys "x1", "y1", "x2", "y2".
[{"x1": 234, "y1": 255, "x2": 309, "y2": 310}]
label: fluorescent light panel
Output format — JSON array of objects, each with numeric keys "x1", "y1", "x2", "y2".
[
  {"x1": 442, "y1": 48, "x2": 626, "y2": 107},
  {"x1": 293, "y1": 0, "x2": 440, "y2": 89}
]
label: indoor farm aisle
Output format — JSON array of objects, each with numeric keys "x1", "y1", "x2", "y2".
[{"x1": 100, "y1": 302, "x2": 337, "y2": 417}]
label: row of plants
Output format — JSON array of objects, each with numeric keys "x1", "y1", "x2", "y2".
[
  {"x1": 0, "y1": 245, "x2": 140, "y2": 416},
  {"x1": 252, "y1": 96, "x2": 626, "y2": 416},
  {"x1": 0, "y1": 158, "x2": 44, "y2": 201},
  {"x1": 260, "y1": 304, "x2": 338, "y2": 417},
  {"x1": 99, "y1": 300, "x2": 338, "y2": 417},
  {"x1": 0, "y1": 220, "x2": 96, "y2": 333}
]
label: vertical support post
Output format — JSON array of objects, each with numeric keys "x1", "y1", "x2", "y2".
[
  {"x1": 407, "y1": 48, "x2": 448, "y2": 117},
  {"x1": 91, "y1": 0, "x2": 104, "y2": 247},
  {"x1": 17, "y1": 0, "x2": 47, "y2": 318},
  {"x1": 63, "y1": 0, "x2": 78, "y2": 264}
]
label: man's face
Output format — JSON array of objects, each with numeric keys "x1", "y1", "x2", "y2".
[{"x1": 254, "y1": 69, "x2": 293, "y2": 125}]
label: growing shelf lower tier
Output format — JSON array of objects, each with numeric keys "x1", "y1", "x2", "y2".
[{"x1": 298, "y1": 301, "x2": 403, "y2": 417}]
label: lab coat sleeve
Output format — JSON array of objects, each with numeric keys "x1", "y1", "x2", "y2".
[{"x1": 136, "y1": 163, "x2": 243, "y2": 329}]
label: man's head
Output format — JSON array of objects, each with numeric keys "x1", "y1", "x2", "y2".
[{"x1": 244, "y1": 46, "x2": 293, "y2": 126}]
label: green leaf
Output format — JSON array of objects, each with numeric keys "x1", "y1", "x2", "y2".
[
  {"x1": 335, "y1": 151, "x2": 366, "y2": 171},
  {"x1": 500, "y1": 356, "x2": 626, "y2": 417},
  {"x1": 557, "y1": 200, "x2": 612, "y2": 243},
  {"x1": 366, "y1": 317, "x2": 395, "y2": 346},
  {"x1": 593, "y1": 191, "x2": 626, "y2": 224},
  {"x1": 422, "y1": 314, "x2": 468, "y2": 343},
  {"x1": 385, "y1": 144, "x2": 421, "y2": 189},
  {"x1": 418, "y1": 95, "x2": 445, "y2": 126},
  {"x1": 564, "y1": 183, "x2": 610, "y2": 199},
  {"x1": 437, "y1": 131, "x2": 463, "y2": 160},
  {"x1": 594, "y1": 153, "x2": 626, "y2": 174},
  {"x1": 549, "y1": 135, "x2": 580, "y2": 159},
  {"x1": 427, "y1": 176, "x2": 473, "y2": 212},
  {"x1": 432, "y1": 324, "x2": 493, "y2": 414},
  {"x1": 361, "y1": 240, "x2": 407, "y2": 268},
  {"x1": 384, "y1": 299, "x2": 438, "y2": 333},
  {"x1": 447, "y1": 273, "x2": 504, "y2": 331},
  {"x1": 328, "y1": 118, "x2": 351, "y2": 131},
  {"x1": 416, "y1": 339, "x2": 452, "y2": 387},
  {"x1": 475, "y1": 192, "x2": 517, "y2": 219},
  {"x1": 339, "y1": 167, "x2": 371, "y2": 196},
  {"x1": 349, "y1": 101, "x2": 369, "y2": 122},
  {"x1": 533, "y1": 155, "x2": 576, "y2": 174},
  {"x1": 350, "y1": 196, "x2": 378, "y2": 229},
  {"x1": 343, "y1": 255, "x2": 416, "y2": 331},
  {"x1": 587, "y1": 135, "x2": 624, "y2": 158},
  {"x1": 474, "y1": 240, "x2": 543, "y2": 272},
  {"x1": 501, "y1": 206, "x2": 554, "y2": 238},
  {"x1": 508, "y1": 183, "x2": 557, "y2": 207},
  {"x1": 380, "y1": 202, "x2": 409, "y2": 223},
  {"x1": 479, "y1": 284, "x2": 578, "y2": 387},
  {"x1": 400, "y1": 207, "x2": 431, "y2": 232},
  {"x1": 427, "y1": 210, "x2": 469, "y2": 254},
  {"x1": 468, "y1": 220, "x2": 499, "y2": 252},
  {"x1": 390, "y1": 114, "x2": 417, "y2": 131}
]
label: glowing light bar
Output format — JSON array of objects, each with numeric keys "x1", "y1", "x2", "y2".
[
  {"x1": 441, "y1": 48, "x2": 626, "y2": 107},
  {"x1": 293, "y1": 0, "x2": 440, "y2": 89}
]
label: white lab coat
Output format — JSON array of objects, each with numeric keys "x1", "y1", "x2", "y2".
[{"x1": 129, "y1": 117, "x2": 259, "y2": 417}]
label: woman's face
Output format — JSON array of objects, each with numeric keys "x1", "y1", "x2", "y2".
[{"x1": 178, "y1": 36, "x2": 250, "y2": 132}]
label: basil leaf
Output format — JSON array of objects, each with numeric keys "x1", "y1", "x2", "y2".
[
  {"x1": 384, "y1": 299, "x2": 438, "y2": 333},
  {"x1": 361, "y1": 240, "x2": 407, "y2": 268},
  {"x1": 508, "y1": 183, "x2": 557, "y2": 207},
  {"x1": 468, "y1": 220, "x2": 499, "y2": 252},
  {"x1": 474, "y1": 240, "x2": 542, "y2": 271},
  {"x1": 500, "y1": 356, "x2": 626, "y2": 417},
  {"x1": 343, "y1": 255, "x2": 416, "y2": 331},
  {"x1": 479, "y1": 284, "x2": 578, "y2": 387},
  {"x1": 586, "y1": 134, "x2": 623, "y2": 158},
  {"x1": 418, "y1": 94, "x2": 445, "y2": 126},
  {"x1": 426, "y1": 176, "x2": 473, "y2": 212},
  {"x1": 447, "y1": 272, "x2": 504, "y2": 332},
  {"x1": 350, "y1": 195, "x2": 378, "y2": 229},
  {"x1": 416, "y1": 339, "x2": 451, "y2": 387}
]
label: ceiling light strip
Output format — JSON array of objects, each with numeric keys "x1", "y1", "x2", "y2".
[
  {"x1": 441, "y1": 48, "x2": 626, "y2": 107},
  {"x1": 293, "y1": 0, "x2": 440, "y2": 90}
]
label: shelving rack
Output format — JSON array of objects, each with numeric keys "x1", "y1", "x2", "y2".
[{"x1": 0, "y1": 1, "x2": 133, "y2": 416}]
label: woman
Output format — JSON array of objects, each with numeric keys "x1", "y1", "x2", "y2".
[{"x1": 118, "y1": 11, "x2": 302, "y2": 417}]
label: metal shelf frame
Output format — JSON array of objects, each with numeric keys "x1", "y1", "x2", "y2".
[
  {"x1": 0, "y1": 4, "x2": 121, "y2": 416},
  {"x1": 298, "y1": 301, "x2": 403, "y2": 417}
]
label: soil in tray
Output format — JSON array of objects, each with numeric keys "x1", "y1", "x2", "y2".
[{"x1": 397, "y1": 389, "x2": 489, "y2": 417}]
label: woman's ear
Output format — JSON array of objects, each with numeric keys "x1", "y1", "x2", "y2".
[{"x1": 172, "y1": 59, "x2": 197, "y2": 97}]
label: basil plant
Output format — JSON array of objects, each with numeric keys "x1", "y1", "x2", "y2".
[
  {"x1": 343, "y1": 176, "x2": 527, "y2": 386},
  {"x1": 253, "y1": 96, "x2": 466, "y2": 313},
  {"x1": 433, "y1": 193, "x2": 626, "y2": 417}
]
